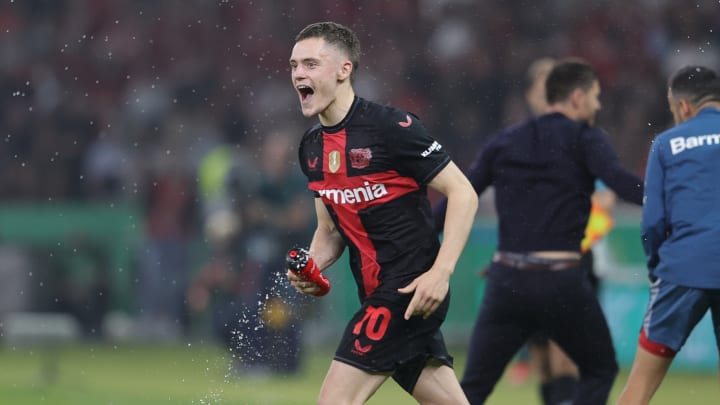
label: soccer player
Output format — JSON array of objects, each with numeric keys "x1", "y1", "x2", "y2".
[
  {"x1": 439, "y1": 59, "x2": 643, "y2": 405},
  {"x1": 286, "y1": 21, "x2": 477, "y2": 404},
  {"x1": 616, "y1": 66, "x2": 720, "y2": 405}
]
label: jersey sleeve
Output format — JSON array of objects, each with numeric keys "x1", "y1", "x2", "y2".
[
  {"x1": 640, "y1": 139, "x2": 667, "y2": 271},
  {"x1": 385, "y1": 111, "x2": 451, "y2": 185},
  {"x1": 298, "y1": 138, "x2": 309, "y2": 178},
  {"x1": 298, "y1": 125, "x2": 322, "y2": 197}
]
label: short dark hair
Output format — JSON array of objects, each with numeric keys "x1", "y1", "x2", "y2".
[
  {"x1": 669, "y1": 65, "x2": 720, "y2": 105},
  {"x1": 295, "y1": 21, "x2": 360, "y2": 82},
  {"x1": 545, "y1": 59, "x2": 598, "y2": 104}
]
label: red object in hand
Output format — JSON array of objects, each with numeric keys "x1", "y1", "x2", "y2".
[{"x1": 286, "y1": 248, "x2": 330, "y2": 296}]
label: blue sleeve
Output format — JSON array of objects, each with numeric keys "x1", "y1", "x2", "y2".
[{"x1": 640, "y1": 140, "x2": 667, "y2": 271}]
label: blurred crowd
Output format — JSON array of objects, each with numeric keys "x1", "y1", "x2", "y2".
[
  {"x1": 1, "y1": 0, "x2": 719, "y2": 372},
  {"x1": 2, "y1": 1, "x2": 719, "y2": 201}
]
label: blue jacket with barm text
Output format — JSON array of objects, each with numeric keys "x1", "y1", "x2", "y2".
[{"x1": 642, "y1": 107, "x2": 720, "y2": 288}]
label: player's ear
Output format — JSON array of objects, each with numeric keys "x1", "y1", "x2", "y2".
[
  {"x1": 569, "y1": 87, "x2": 585, "y2": 109},
  {"x1": 678, "y1": 99, "x2": 695, "y2": 121},
  {"x1": 338, "y1": 59, "x2": 352, "y2": 82}
]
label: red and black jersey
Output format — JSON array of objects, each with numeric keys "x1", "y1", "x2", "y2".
[{"x1": 298, "y1": 97, "x2": 450, "y2": 301}]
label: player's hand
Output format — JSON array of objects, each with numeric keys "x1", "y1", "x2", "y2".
[
  {"x1": 397, "y1": 269, "x2": 450, "y2": 320},
  {"x1": 287, "y1": 269, "x2": 322, "y2": 295}
]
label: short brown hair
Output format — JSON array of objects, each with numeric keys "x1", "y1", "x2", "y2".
[
  {"x1": 545, "y1": 58, "x2": 597, "y2": 104},
  {"x1": 296, "y1": 21, "x2": 361, "y2": 82}
]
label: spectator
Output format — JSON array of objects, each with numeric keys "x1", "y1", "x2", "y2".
[{"x1": 189, "y1": 131, "x2": 313, "y2": 374}]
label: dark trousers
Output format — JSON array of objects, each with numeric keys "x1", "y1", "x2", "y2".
[{"x1": 461, "y1": 262, "x2": 618, "y2": 405}]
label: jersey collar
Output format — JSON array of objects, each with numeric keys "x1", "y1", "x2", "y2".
[{"x1": 322, "y1": 96, "x2": 360, "y2": 134}]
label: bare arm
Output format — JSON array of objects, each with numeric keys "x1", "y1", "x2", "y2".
[
  {"x1": 399, "y1": 161, "x2": 478, "y2": 319},
  {"x1": 308, "y1": 198, "x2": 346, "y2": 270},
  {"x1": 429, "y1": 161, "x2": 479, "y2": 276},
  {"x1": 288, "y1": 198, "x2": 346, "y2": 295}
]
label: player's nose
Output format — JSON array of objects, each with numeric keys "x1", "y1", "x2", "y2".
[{"x1": 292, "y1": 65, "x2": 306, "y2": 80}]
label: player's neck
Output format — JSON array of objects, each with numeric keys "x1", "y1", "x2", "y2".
[
  {"x1": 319, "y1": 85, "x2": 355, "y2": 127},
  {"x1": 548, "y1": 103, "x2": 586, "y2": 124},
  {"x1": 696, "y1": 101, "x2": 720, "y2": 113}
]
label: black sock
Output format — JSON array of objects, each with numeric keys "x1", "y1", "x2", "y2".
[{"x1": 540, "y1": 376, "x2": 578, "y2": 405}]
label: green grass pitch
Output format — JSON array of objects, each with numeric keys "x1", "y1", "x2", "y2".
[{"x1": 0, "y1": 343, "x2": 716, "y2": 404}]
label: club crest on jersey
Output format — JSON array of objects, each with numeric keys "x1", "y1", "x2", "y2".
[
  {"x1": 349, "y1": 148, "x2": 372, "y2": 169},
  {"x1": 328, "y1": 150, "x2": 341, "y2": 173}
]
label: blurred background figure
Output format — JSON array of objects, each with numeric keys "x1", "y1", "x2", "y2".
[
  {"x1": 524, "y1": 57, "x2": 557, "y2": 118},
  {"x1": 135, "y1": 158, "x2": 197, "y2": 340},
  {"x1": 188, "y1": 130, "x2": 314, "y2": 375},
  {"x1": 504, "y1": 56, "x2": 559, "y2": 390},
  {"x1": 503, "y1": 57, "x2": 619, "y2": 405},
  {"x1": 48, "y1": 233, "x2": 110, "y2": 339}
]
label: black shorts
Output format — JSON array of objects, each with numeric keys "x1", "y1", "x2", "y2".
[{"x1": 334, "y1": 289, "x2": 453, "y2": 393}]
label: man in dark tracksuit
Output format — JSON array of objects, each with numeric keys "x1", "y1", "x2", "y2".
[{"x1": 438, "y1": 60, "x2": 644, "y2": 404}]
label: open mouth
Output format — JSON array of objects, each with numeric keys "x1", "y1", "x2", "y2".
[{"x1": 297, "y1": 85, "x2": 314, "y2": 102}]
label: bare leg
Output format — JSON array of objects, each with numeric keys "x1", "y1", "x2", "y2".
[
  {"x1": 616, "y1": 347, "x2": 673, "y2": 405},
  {"x1": 529, "y1": 341, "x2": 551, "y2": 383},
  {"x1": 412, "y1": 362, "x2": 470, "y2": 405},
  {"x1": 546, "y1": 340, "x2": 578, "y2": 379},
  {"x1": 535, "y1": 340, "x2": 580, "y2": 404},
  {"x1": 317, "y1": 360, "x2": 389, "y2": 405}
]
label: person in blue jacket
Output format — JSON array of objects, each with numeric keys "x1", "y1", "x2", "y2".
[{"x1": 617, "y1": 65, "x2": 720, "y2": 404}]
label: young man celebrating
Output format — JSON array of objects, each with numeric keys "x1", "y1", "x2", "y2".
[
  {"x1": 287, "y1": 21, "x2": 477, "y2": 404},
  {"x1": 436, "y1": 59, "x2": 643, "y2": 405},
  {"x1": 616, "y1": 66, "x2": 720, "y2": 405}
]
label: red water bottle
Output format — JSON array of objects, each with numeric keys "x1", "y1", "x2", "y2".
[{"x1": 286, "y1": 248, "x2": 331, "y2": 297}]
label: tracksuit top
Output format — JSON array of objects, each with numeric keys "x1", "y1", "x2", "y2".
[
  {"x1": 642, "y1": 107, "x2": 720, "y2": 289},
  {"x1": 436, "y1": 112, "x2": 643, "y2": 253}
]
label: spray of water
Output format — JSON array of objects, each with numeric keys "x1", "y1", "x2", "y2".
[{"x1": 193, "y1": 268, "x2": 307, "y2": 404}]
